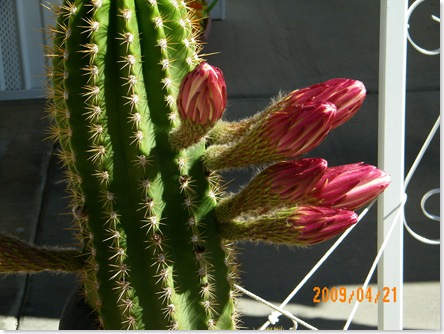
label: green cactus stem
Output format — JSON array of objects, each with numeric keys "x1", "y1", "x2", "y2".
[{"x1": 43, "y1": 0, "x2": 237, "y2": 329}]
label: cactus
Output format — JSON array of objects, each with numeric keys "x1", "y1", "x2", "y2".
[
  {"x1": 0, "y1": 0, "x2": 391, "y2": 330},
  {"x1": 42, "y1": 0, "x2": 237, "y2": 329}
]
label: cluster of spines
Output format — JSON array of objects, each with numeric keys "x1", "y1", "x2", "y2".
[{"x1": 44, "y1": 0, "x2": 238, "y2": 330}]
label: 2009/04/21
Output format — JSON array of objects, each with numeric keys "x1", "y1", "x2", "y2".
[{"x1": 313, "y1": 286, "x2": 397, "y2": 303}]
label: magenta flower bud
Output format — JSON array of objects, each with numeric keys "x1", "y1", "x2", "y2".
[
  {"x1": 215, "y1": 158, "x2": 328, "y2": 222},
  {"x1": 204, "y1": 102, "x2": 336, "y2": 170},
  {"x1": 265, "y1": 102, "x2": 336, "y2": 158},
  {"x1": 285, "y1": 78, "x2": 366, "y2": 129},
  {"x1": 291, "y1": 206, "x2": 358, "y2": 245},
  {"x1": 220, "y1": 205, "x2": 358, "y2": 245},
  {"x1": 266, "y1": 158, "x2": 328, "y2": 202},
  {"x1": 177, "y1": 62, "x2": 227, "y2": 125},
  {"x1": 310, "y1": 162, "x2": 391, "y2": 210}
]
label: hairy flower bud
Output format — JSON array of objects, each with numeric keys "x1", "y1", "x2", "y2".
[
  {"x1": 310, "y1": 162, "x2": 391, "y2": 210},
  {"x1": 177, "y1": 62, "x2": 227, "y2": 125},
  {"x1": 284, "y1": 78, "x2": 366, "y2": 129},
  {"x1": 215, "y1": 158, "x2": 327, "y2": 222},
  {"x1": 265, "y1": 102, "x2": 336, "y2": 157},
  {"x1": 290, "y1": 206, "x2": 358, "y2": 244},
  {"x1": 203, "y1": 102, "x2": 336, "y2": 170},
  {"x1": 267, "y1": 158, "x2": 328, "y2": 201},
  {"x1": 207, "y1": 78, "x2": 365, "y2": 148},
  {"x1": 220, "y1": 205, "x2": 357, "y2": 246}
]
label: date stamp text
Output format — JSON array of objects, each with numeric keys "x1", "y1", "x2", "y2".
[{"x1": 313, "y1": 286, "x2": 397, "y2": 304}]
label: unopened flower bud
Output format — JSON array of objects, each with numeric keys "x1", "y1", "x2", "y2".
[
  {"x1": 309, "y1": 162, "x2": 391, "y2": 210},
  {"x1": 290, "y1": 206, "x2": 358, "y2": 245},
  {"x1": 203, "y1": 102, "x2": 336, "y2": 171},
  {"x1": 284, "y1": 78, "x2": 366, "y2": 129},
  {"x1": 265, "y1": 101, "x2": 336, "y2": 158},
  {"x1": 215, "y1": 158, "x2": 327, "y2": 222},
  {"x1": 220, "y1": 205, "x2": 357, "y2": 246},
  {"x1": 177, "y1": 62, "x2": 227, "y2": 125},
  {"x1": 267, "y1": 158, "x2": 327, "y2": 202}
]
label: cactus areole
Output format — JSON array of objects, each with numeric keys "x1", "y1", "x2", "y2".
[{"x1": 46, "y1": 0, "x2": 236, "y2": 329}]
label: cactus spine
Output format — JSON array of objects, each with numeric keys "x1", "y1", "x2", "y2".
[{"x1": 45, "y1": 0, "x2": 236, "y2": 329}]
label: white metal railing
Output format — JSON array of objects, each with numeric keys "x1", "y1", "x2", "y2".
[{"x1": 376, "y1": 0, "x2": 407, "y2": 329}]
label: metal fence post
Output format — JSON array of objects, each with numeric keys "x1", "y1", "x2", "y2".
[{"x1": 377, "y1": 0, "x2": 407, "y2": 330}]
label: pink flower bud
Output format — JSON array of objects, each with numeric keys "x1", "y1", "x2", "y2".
[
  {"x1": 291, "y1": 206, "x2": 358, "y2": 244},
  {"x1": 310, "y1": 162, "x2": 391, "y2": 210},
  {"x1": 265, "y1": 102, "x2": 336, "y2": 158},
  {"x1": 266, "y1": 158, "x2": 327, "y2": 202},
  {"x1": 285, "y1": 78, "x2": 366, "y2": 129},
  {"x1": 205, "y1": 102, "x2": 336, "y2": 170},
  {"x1": 219, "y1": 205, "x2": 357, "y2": 245},
  {"x1": 216, "y1": 158, "x2": 328, "y2": 222},
  {"x1": 220, "y1": 205, "x2": 357, "y2": 245},
  {"x1": 177, "y1": 62, "x2": 227, "y2": 124}
]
